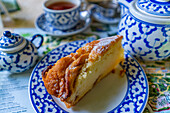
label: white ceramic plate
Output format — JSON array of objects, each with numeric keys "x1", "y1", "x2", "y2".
[
  {"x1": 29, "y1": 40, "x2": 148, "y2": 113},
  {"x1": 35, "y1": 14, "x2": 91, "y2": 37}
]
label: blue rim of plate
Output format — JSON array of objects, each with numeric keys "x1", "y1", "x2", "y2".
[
  {"x1": 28, "y1": 40, "x2": 149, "y2": 113},
  {"x1": 35, "y1": 14, "x2": 91, "y2": 37}
]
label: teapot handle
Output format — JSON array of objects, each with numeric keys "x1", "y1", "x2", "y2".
[{"x1": 31, "y1": 34, "x2": 43, "y2": 49}]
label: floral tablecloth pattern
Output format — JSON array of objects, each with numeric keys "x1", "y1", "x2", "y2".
[
  {"x1": 141, "y1": 58, "x2": 170, "y2": 113},
  {"x1": 15, "y1": 21, "x2": 170, "y2": 113}
]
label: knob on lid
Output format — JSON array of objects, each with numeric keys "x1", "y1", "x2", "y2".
[{"x1": 0, "y1": 31, "x2": 24, "y2": 50}]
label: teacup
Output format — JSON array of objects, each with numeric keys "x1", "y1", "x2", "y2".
[
  {"x1": 94, "y1": 1, "x2": 120, "y2": 18},
  {"x1": 43, "y1": 0, "x2": 81, "y2": 30}
]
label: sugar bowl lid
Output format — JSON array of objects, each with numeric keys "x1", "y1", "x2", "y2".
[
  {"x1": 136, "y1": 0, "x2": 170, "y2": 17},
  {"x1": 0, "y1": 31, "x2": 26, "y2": 53}
]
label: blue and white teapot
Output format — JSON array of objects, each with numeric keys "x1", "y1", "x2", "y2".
[
  {"x1": 118, "y1": 0, "x2": 170, "y2": 61},
  {"x1": 0, "y1": 31, "x2": 43, "y2": 73}
]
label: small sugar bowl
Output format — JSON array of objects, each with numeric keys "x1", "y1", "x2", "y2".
[{"x1": 0, "y1": 31, "x2": 43, "y2": 73}]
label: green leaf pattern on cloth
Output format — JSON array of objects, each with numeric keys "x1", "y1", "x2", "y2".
[{"x1": 141, "y1": 58, "x2": 170, "y2": 112}]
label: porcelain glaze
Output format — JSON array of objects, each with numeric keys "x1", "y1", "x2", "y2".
[
  {"x1": 29, "y1": 40, "x2": 148, "y2": 113},
  {"x1": 137, "y1": 0, "x2": 170, "y2": 16},
  {"x1": 118, "y1": 0, "x2": 170, "y2": 61},
  {"x1": 43, "y1": 0, "x2": 81, "y2": 30},
  {"x1": 35, "y1": 13, "x2": 91, "y2": 36},
  {"x1": 92, "y1": 4, "x2": 121, "y2": 24},
  {"x1": 0, "y1": 31, "x2": 43, "y2": 73}
]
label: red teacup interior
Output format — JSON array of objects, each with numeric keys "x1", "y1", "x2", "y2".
[{"x1": 47, "y1": 1, "x2": 75, "y2": 10}]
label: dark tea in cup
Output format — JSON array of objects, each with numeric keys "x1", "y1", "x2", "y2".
[
  {"x1": 47, "y1": 1, "x2": 75, "y2": 10},
  {"x1": 43, "y1": 0, "x2": 81, "y2": 30}
]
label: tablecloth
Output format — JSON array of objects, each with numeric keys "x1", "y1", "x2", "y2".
[{"x1": 0, "y1": 0, "x2": 170, "y2": 112}]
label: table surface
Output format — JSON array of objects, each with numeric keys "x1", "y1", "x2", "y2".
[
  {"x1": 0, "y1": 0, "x2": 170, "y2": 113},
  {"x1": 2, "y1": 0, "x2": 43, "y2": 28}
]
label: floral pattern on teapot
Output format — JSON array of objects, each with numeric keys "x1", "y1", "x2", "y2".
[
  {"x1": 0, "y1": 32, "x2": 23, "y2": 48},
  {"x1": 137, "y1": 0, "x2": 170, "y2": 16},
  {"x1": 0, "y1": 40, "x2": 38, "y2": 73},
  {"x1": 118, "y1": 13, "x2": 170, "y2": 61},
  {"x1": 0, "y1": 31, "x2": 43, "y2": 73}
]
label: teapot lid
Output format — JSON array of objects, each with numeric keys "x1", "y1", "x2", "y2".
[
  {"x1": 127, "y1": 0, "x2": 170, "y2": 25},
  {"x1": 137, "y1": 0, "x2": 170, "y2": 17},
  {"x1": 0, "y1": 31, "x2": 26, "y2": 53}
]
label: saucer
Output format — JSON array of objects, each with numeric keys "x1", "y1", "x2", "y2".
[
  {"x1": 92, "y1": 8, "x2": 120, "y2": 24},
  {"x1": 35, "y1": 14, "x2": 91, "y2": 37}
]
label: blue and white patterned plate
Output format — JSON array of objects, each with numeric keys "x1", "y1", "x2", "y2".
[
  {"x1": 29, "y1": 40, "x2": 149, "y2": 113},
  {"x1": 35, "y1": 14, "x2": 91, "y2": 37}
]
